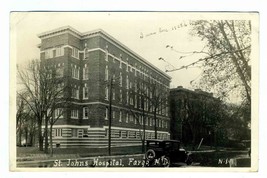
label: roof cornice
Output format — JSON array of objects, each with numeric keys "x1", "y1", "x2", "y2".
[{"x1": 38, "y1": 26, "x2": 171, "y2": 80}]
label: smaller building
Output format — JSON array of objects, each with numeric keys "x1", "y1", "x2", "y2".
[{"x1": 170, "y1": 86, "x2": 221, "y2": 147}]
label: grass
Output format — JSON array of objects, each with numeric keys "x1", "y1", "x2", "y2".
[{"x1": 17, "y1": 145, "x2": 143, "y2": 160}]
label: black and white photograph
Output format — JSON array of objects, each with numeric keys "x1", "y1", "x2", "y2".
[{"x1": 10, "y1": 12, "x2": 258, "y2": 171}]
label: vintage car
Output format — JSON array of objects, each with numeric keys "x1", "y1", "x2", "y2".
[{"x1": 145, "y1": 139, "x2": 192, "y2": 167}]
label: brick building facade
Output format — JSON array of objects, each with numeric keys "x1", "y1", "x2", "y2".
[
  {"x1": 38, "y1": 26, "x2": 171, "y2": 148},
  {"x1": 170, "y1": 86, "x2": 221, "y2": 146}
]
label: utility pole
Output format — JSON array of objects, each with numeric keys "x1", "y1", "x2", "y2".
[
  {"x1": 142, "y1": 95, "x2": 146, "y2": 153},
  {"x1": 108, "y1": 76, "x2": 113, "y2": 156}
]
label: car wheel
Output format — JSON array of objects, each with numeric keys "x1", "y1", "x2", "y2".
[
  {"x1": 145, "y1": 149, "x2": 156, "y2": 161},
  {"x1": 186, "y1": 156, "x2": 193, "y2": 165},
  {"x1": 162, "y1": 156, "x2": 170, "y2": 167}
]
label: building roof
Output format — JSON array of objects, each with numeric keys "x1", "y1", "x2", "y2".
[
  {"x1": 37, "y1": 26, "x2": 171, "y2": 80},
  {"x1": 170, "y1": 86, "x2": 215, "y2": 98}
]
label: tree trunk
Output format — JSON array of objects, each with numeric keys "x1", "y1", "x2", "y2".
[
  {"x1": 18, "y1": 129, "x2": 22, "y2": 147},
  {"x1": 29, "y1": 132, "x2": 33, "y2": 146},
  {"x1": 154, "y1": 109, "x2": 157, "y2": 139},
  {"x1": 44, "y1": 115, "x2": 49, "y2": 153},
  {"x1": 38, "y1": 120, "x2": 43, "y2": 151},
  {"x1": 49, "y1": 123, "x2": 53, "y2": 157},
  {"x1": 25, "y1": 127, "x2": 28, "y2": 147},
  {"x1": 218, "y1": 21, "x2": 251, "y2": 104},
  {"x1": 142, "y1": 107, "x2": 146, "y2": 153},
  {"x1": 18, "y1": 118, "x2": 22, "y2": 146}
]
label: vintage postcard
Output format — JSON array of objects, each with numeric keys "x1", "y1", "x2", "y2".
[{"x1": 10, "y1": 12, "x2": 259, "y2": 171}]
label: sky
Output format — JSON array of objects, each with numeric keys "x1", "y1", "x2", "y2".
[{"x1": 11, "y1": 12, "x2": 206, "y2": 89}]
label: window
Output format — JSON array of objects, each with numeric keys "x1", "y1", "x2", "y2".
[
  {"x1": 72, "y1": 86, "x2": 79, "y2": 99},
  {"x1": 47, "y1": 69, "x2": 52, "y2": 79},
  {"x1": 119, "y1": 72, "x2": 122, "y2": 86},
  {"x1": 55, "y1": 46, "x2": 64, "y2": 57},
  {"x1": 45, "y1": 48, "x2": 53, "y2": 59},
  {"x1": 135, "y1": 95, "x2": 137, "y2": 108},
  {"x1": 119, "y1": 111, "x2": 122, "y2": 122},
  {"x1": 105, "y1": 107, "x2": 108, "y2": 120},
  {"x1": 72, "y1": 129, "x2": 78, "y2": 137},
  {"x1": 71, "y1": 65, "x2": 79, "y2": 79},
  {"x1": 71, "y1": 110, "x2": 78, "y2": 119},
  {"x1": 105, "y1": 50, "x2": 108, "y2": 61},
  {"x1": 130, "y1": 114, "x2": 134, "y2": 122},
  {"x1": 83, "y1": 107, "x2": 88, "y2": 119},
  {"x1": 126, "y1": 113, "x2": 128, "y2": 123},
  {"x1": 83, "y1": 129, "x2": 88, "y2": 137},
  {"x1": 139, "y1": 96, "x2": 141, "y2": 108},
  {"x1": 112, "y1": 88, "x2": 115, "y2": 100},
  {"x1": 56, "y1": 83, "x2": 64, "y2": 98},
  {"x1": 145, "y1": 117, "x2": 148, "y2": 126},
  {"x1": 83, "y1": 64, "x2": 89, "y2": 80},
  {"x1": 105, "y1": 86, "x2": 109, "y2": 100},
  {"x1": 150, "y1": 117, "x2": 152, "y2": 126},
  {"x1": 72, "y1": 47, "x2": 79, "y2": 59},
  {"x1": 126, "y1": 76, "x2": 129, "y2": 89},
  {"x1": 119, "y1": 90, "x2": 122, "y2": 103},
  {"x1": 54, "y1": 129, "x2": 62, "y2": 137},
  {"x1": 56, "y1": 67, "x2": 64, "y2": 78},
  {"x1": 83, "y1": 84, "x2": 88, "y2": 99},
  {"x1": 130, "y1": 96, "x2": 133, "y2": 105},
  {"x1": 55, "y1": 108, "x2": 63, "y2": 118},
  {"x1": 126, "y1": 62, "x2": 129, "y2": 72},
  {"x1": 112, "y1": 111, "x2": 115, "y2": 119},
  {"x1": 126, "y1": 91, "x2": 129, "y2": 104},
  {"x1": 105, "y1": 66, "x2": 109, "y2": 81}
]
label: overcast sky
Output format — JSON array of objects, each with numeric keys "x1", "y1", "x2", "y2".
[
  {"x1": 11, "y1": 12, "x2": 209, "y2": 88},
  {"x1": 11, "y1": 12, "x2": 256, "y2": 103}
]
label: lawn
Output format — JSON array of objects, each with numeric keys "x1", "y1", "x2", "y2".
[{"x1": 17, "y1": 145, "x2": 143, "y2": 159}]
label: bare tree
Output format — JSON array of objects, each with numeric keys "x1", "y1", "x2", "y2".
[
  {"x1": 147, "y1": 81, "x2": 169, "y2": 139},
  {"x1": 17, "y1": 59, "x2": 68, "y2": 152},
  {"x1": 16, "y1": 94, "x2": 31, "y2": 146},
  {"x1": 128, "y1": 75, "x2": 169, "y2": 145},
  {"x1": 180, "y1": 92, "x2": 222, "y2": 149},
  {"x1": 165, "y1": 20, "x2": 251, "y2": 105}
]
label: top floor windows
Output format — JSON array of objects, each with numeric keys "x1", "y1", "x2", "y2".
[
  {"x1": 44, "y1": 46, "x2": 65, "y2": 59},
  {"x1": 45, "y1": 48, "x2": 53, "y2": 59},
  {"x1": 105, "y1": 49, "x2": 108, "y2": 61},
  {"x1": 72, "y1": 47, "x2": 79, "y2": 59},
  {"x1": 55, "y1": 46, "x2": 64, "y2": 57}
]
